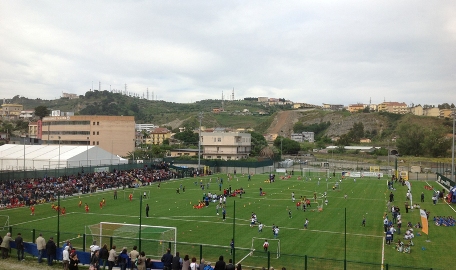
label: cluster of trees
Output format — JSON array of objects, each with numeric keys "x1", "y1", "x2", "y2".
[
  {"x1": 337, "y1": 122, "x2": 365, "y2": 146},
  {"x1": 396, "y1": 123, "x2": 451, "y2": 157}
]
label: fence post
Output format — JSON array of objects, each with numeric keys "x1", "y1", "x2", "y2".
[
  {"x1": 385, "y1": 263, "x2": 388, "y2": 270},
  {"x1": 304, "y1": 255, "x2": 307, "y2": 270},
  {"x1": 110, "y1": 236, "x2": 113, "y2": 249},
  {"x1": 199, "y1": 244, "x2": 202, "y2": 264},
  {"x1": 9, "y1": 226, "x2": 12, "y2": 234},
  {"x1": 83, "y1": 234, "x2": 86, "y2": 252},
  {"x1": 32, "y1": 229, "x2": 36, "y2": 243},
  {"x1": 267, "y1": 251, "x2": 270, "y2": 270}
]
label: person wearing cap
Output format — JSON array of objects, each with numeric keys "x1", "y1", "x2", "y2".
[
  {"x1": 36, "y1": 233, "x2": 46, "y2": 263},
  {"x1": 46, "y1": 236, "x2": 57, "y2": 266}
]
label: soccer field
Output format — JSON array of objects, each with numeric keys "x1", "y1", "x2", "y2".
[{"x1": 2, "y1": 172, "x2": 453, "y2": 269}]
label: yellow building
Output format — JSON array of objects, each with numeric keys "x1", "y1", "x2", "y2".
[
  {"x1": 423, "y1": 107, "x2": 440, "y2": 117},
  {"x1": 147, "y1": 127, "x2": 171, "y2": 145},
  {"x1": 378, "y1": 102, "x2": 408, "y2": 114},
  {"x1": 41, "y1": 115, "x2": 135, "y2": 156},
  {"x1": 348, "y1": 104, "x2": 365, "y2": 113},
  {"x1": 410, "y1": 105, "x2": 423, "y2": 116},
  {"x1": 1, "y1": 103, "x2": 23, "y2": 118},
  {"x1": 440, "y1": 109, "x2": 454, "y2": 118}
]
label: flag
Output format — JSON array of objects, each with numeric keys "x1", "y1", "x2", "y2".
[{"x1": 420, "y1": 209, "x2": 428, "y2": 235}]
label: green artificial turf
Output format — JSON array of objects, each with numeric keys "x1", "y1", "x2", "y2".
[{"x1": 2, "y1": 172, "x2": 453, "y2": 269}]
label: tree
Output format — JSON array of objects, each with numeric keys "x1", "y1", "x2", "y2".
[
  {"x1": 34, "y1": 106, "x2": 50, "y2": 120},
  {"x1": 396, "y1": 123, "x2": 426, "y2": 156},
  {"x1": 173, "y1": 129, "x2": 198, "y2": 146},
  {"x1": 249, "y1": 131, "x2": 268, "y2": 157}
]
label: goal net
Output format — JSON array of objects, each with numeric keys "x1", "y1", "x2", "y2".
[
  {"x1": 250, "y1": 237, "x2": 280, "y2": 259},
  {"x1": 86, "y1": 222, "x2": 176, "y2": 258},
  {"x1": 302, "y1": 168, "x2": 330, "y2": 179},
  {"x1": 0, "y1": 215, "x2": 9, "y2": 231}
]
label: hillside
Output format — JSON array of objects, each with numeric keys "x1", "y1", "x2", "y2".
[{"x1": 5, "y1": 92, "x2": 452, "y2": 142}]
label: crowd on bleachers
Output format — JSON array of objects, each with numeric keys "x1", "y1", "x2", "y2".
[{"x1": 0, "y1": 162, "x2": 176, "y2": 209}]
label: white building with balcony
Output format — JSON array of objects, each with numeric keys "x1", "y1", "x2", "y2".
[{"x1": 201, "y1": 131, "x2": 251, "y2": 160}]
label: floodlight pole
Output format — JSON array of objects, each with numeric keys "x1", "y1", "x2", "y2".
[{"x1": 344, "y1": 207, "x2": 347, "y2": 270}]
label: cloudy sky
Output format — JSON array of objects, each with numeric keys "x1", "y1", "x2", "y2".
[{"x1": 1, "y1": 1, "x2": 455, "y2": 106}]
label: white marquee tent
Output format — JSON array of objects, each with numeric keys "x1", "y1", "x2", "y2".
[{"x1": 0, "y1": 144, "x2": 127, "y2": 171}]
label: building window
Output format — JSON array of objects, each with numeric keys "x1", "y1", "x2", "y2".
[
  {"x1": 93, "y1": 141, "x2": 95, "y2": 145},
  {"x1": 97, "y1": 141, "x2": 99, "y2": 145},
  {"x1": 93, "y1": 122, "x2": 95, "y2": 125},
  {"x1": 97, "y1": 131, "x2": 99, "y2": 135},
  {"x1": 97, "y1": 122, "x2": 99, "y2": 125},
  {"x1": 93, "y1": 131, "x2": 95, "y2": 135},
  {"x1": 217, "y1": 138, "x2": 221, "y2": 142},
  {"x1": 213, "y1": 138, "x2": 216, "y2": 142}
]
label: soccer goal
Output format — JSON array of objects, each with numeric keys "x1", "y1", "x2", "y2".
[
  {"x1": 302, "y1": 168, "x2": 330, "y2": 179},
  {"x1": 86, "y1": 222, "x2": 176, "y2": 258},
  {"x1": 0, "y1": 215, "x2": 9, "y2": 231},
  {"x1": 251, "y1": 237, "x2": 280, "y2": 259},
  {"x1": 327, "y1": 181, "x2": 342, "y2": 191}
]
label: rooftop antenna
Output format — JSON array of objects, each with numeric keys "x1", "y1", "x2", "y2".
[{"x1": 232, "y1": 88, "x2": 234, "y2": 101}]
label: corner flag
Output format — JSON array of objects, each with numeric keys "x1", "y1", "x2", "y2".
[{"x1": 420, "y1": 209, "x2": 428, "y2": 235}]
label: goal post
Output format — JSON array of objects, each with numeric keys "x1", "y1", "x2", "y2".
[
  {"x1": 0, "y1": 215, "x2": 9, "y2": 231},
  {"x1": 85, "y1": 222, "x2": 176, "y2": 258},
  {"x1": 251, "y1": 237, "x2": 280, "y2": 259},
  {"x1": 301, "y1": 168, "x2": 330, "y2": 179}
]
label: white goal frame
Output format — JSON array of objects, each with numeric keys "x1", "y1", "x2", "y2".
[
  {"x1": 302, "y1": 168, "x2": 330, "y2": 179},
  {"x1": 251, "y1": 237, "x2": 280, "y2": 259},
  {"x1": 0, "y1": 215, "x2": 9, "y2": 231},
  {"x1": 86, "y1": 222, "x2": 177, "y2": 257}
]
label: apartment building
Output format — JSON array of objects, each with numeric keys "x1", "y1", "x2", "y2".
[
  {"x1": 148, "y1": 127, "x2": 171, "y2": 145},
  {"x1": 378, "y1": 102, "x2": 408, "y2": 114},
  {"x1": 1, "y1": 103, "x2": 23, "y2": 119},
  {"x1": 348, "y1": 103, "x2": 365, "y2": 113},
  {"x1": 41, "y1": 115, "x2": 135, "y2": 156},
  {"x1": 201, "y1": 131, "x2": 251, "y2": 160}
]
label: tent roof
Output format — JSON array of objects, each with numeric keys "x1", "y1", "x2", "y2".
[{"x1": 0, "y1": 144, "x2": 125, "y2": 161}]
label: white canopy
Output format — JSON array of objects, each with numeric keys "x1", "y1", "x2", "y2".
[{"x1": 0, "y1": 144, "x2": 127, "y2": 171}]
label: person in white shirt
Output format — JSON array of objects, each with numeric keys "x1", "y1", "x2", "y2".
[
  {"x1": 62, "y1": 246, "x2": 70, "y2": 270},
  {"x1": 90, "y1": 241, "x2": 100, "y2": 256}
]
